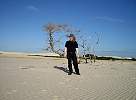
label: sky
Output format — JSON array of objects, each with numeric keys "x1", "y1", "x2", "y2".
[{"x1": 0, "y1": 0, "x2": 136, "y2": 57}]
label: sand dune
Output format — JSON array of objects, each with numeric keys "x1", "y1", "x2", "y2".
[{"x1": 0, "y1": 53, "x2": 136, "y2": 100}]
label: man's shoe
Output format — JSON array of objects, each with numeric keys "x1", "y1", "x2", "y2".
[
  {"x1": 76, "y1": 73, "x2": 80, "y2": 75},
  {"x1": 68, "y1": 72, "x2": 72, "y2": 75}
]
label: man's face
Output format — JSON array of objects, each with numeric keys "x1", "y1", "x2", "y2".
[{"x1": 69, "y1": 37, "x2": 73, "y2": 41}]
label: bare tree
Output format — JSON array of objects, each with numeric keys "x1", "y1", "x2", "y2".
[
  {"x1": 43, "y1": 23, "x2": 80, "y2": 56},
  {"x1": 78, "y1": 32, "x2": 101, "y2": 63},
  {"x1": 43, "y1": 23, "x2": 68, "y2": 56},
  {"x1": 78, "y1": 36, "x2": 88, "y2": 63},
  {"x1": 92, "y1": 32, "x2": 101, "y2": 62},
  {"x1": 43, "y1": 23, "x2": 101, "y2": 60}
]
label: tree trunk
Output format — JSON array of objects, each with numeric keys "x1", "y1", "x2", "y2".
[{"x1": 49, "y1": 32, "x2": 54, "y2": 52}]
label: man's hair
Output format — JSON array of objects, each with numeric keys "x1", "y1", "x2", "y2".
[
  {"x1": 72, "y1": 35, "x2": 76, "y2": 41},
  {"x1": 68, "y1": 34, "x2": 76, "y2": 42}
]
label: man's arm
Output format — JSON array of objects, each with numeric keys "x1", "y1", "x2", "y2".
[
  {"x1": 76, "y1": 48, "x2": 79, "y2": 58},
  {"x1": 64, "y1": 47, "x2": 67, "y2": 57}
]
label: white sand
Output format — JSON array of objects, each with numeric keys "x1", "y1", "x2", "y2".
[
  {"x1": 0, "y1": 51, "x2": 60, "y2": 57},
  {"x1": 0, "y1": 53, "x2": 136, "y2": 100}
]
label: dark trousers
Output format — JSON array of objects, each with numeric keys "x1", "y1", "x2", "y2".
[{"x1": 67, "y1": 52, "x2": 79, "y2": 73}]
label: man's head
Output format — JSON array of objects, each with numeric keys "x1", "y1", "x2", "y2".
[{"x1": 68, "y1": 34, "x2": 76, "y2": 41}]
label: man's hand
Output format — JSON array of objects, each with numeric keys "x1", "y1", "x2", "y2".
[
  {"x1": 76, "y1": 54, "x2": 79, "y2": 58},
  {"x1": 64, "y1": 47, "x2": 67, "y2": 58},
  {"x1": 64, "y1": 53, "x2": 67, "y2": 58},
  {"x1": 76, "y1": 48, "x2": 79, "y2": 58},
  {"x1": 77, "y1": 58, "x2": 80, "y2": 64}
]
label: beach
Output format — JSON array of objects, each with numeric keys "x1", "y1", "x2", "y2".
[{"x1": 0, "y1": 53, "x2": 136, "y2": 100}]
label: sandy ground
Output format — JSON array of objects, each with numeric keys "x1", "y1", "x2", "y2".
[{"x1": 0, "y1": 54, "x2": 136, "y2": 100}]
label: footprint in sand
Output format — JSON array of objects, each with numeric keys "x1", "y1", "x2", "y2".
[
  {"x1": 65, "y1": 79, "x2": 71, "y2": 82},
  {"x1": 75, "y1": 87, "x2": 79, "y2": 90},
  {"x1": 40, "y1": 89, "x2": 48, "y2": 92},
  {"x1": 52, "y1": 96, "x2": 66, "y2": 100},
  {"x1": 66, "y1": 85, "x2": 72, "y2": 88},
  {"x1": 19, "y1": 81, "x2": 27, "y2": 85},
  {"x1": 131, "y1": 77, "x2": 136, "y2": 80},
  {"x1": 20, "y1": 66, "x2": 35, "y2": 69},
  {"x1": 6, "y1": 91, "x2": 12, "y2": 95},
  {"x1": 11, "y1": 90, "x2": 17, "y2": 93},
  {"x1": 39, "y1": 89, "x2": 48, "y2": 95},
  {"x1": 110, "y1": 67, "x2": 118, "y2": 70},
  {"x1": 36, "y1": 77, "x2": 41, "y2": 79},
  {"x1": 52, "y1": 96, "x2": 59, "y2": 100},
  {"x1": 59, "y1": 82, "x2": 65, "y2": 85},
  {"x1": 6, "y1": 89, "x2": 17, "y2": 95}
]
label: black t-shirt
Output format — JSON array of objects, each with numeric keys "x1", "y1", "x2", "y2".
[{"x1": 65, "y1": 41, "x2": 78, "y2": 53}]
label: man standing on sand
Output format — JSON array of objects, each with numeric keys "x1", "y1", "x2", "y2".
[{"x1": 64, "y1": 34, "x2": 80, "y2": 75}]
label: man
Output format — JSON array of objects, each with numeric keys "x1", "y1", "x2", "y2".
[{"x1": 64, "y1": 34, "x2": 80, "y2": 75}]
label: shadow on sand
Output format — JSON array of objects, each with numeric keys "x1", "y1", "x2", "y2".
[
  {"x1": 54, "y1": 66, "x2": 69, "y2": 73},
  {"x1": 54, "y1": 66, "x2": 77, "y2": 74}
]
